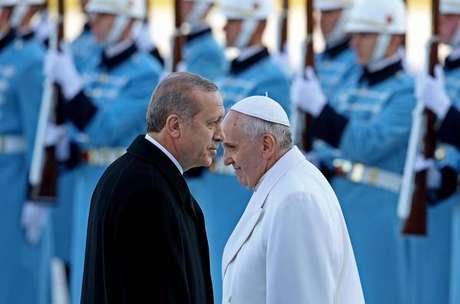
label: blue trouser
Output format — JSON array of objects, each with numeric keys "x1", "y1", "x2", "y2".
[
  {"x1": 187, "y1": 170, "x2": 251, "y2": 304},
  {"x1": 0, "y1": 154, "x2": 52, "y2": 304},
  {"x1": 70, "y1": 164, "x2": 105, "y2": 304},
  {"x1": 332, "y1": 176, "x2": 410, "y2": 304}
]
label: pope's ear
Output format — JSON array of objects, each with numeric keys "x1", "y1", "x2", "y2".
[
  {"x1": 165, "y1": 114, "x2": 181, "y2": 138},
  {"x1": 261, "y1": 133, "x2": 276, "y2": 158}
]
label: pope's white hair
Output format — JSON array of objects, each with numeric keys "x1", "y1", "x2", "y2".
[{"x1": 233, "y1": 111, "x2": 293, "y2": 151}]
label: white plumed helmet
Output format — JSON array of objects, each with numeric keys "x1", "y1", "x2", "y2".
[
  {"x1": 441, "y1": 0, "x2": 460, "y2": 15},
  {"x1": 86, "y1": 0, "x2": 145, "y2": 19},
  {"x1": 315, "y1": 0, "x2": 351, "y2": 11},
  {"x1": 345, "y1": 0, "x2": 406, "y2": 64},
  {"x1": 345, "y1": 0, "x2": 406, "y2": 34},
  {"x1": 219, "y1": 0, "x2": 272, "y2": 20}
]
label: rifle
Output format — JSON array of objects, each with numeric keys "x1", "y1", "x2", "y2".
[
  {"x1": 299, "y1": 0, "x2": 315, "y2": 152},
  {"x1": 277, "y1": 0, "x2": 289, "y2": 54},
  {"x1": 398, "y1": 0, "x2": 439, "y2": 235},
  {"x1": 171, "y1": 0, "x2": 184, "y2": 72},
  {"x1": 28, "y1": 0, "x2": 65, "y2": 201}
]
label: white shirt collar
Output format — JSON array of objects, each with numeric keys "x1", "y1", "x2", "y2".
[
  {"x1": 145, "y1": 134, "x2": 184, "y2": 175},
  {"x1": 449, "y1": 48, "x2": 460, "y2": 61}
]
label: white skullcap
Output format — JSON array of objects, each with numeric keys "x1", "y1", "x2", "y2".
[{"x1": 230, "y1": 95, "x2": 290, "y2": 127}]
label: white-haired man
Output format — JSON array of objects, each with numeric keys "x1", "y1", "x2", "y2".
[{"x1": 221, "y1": 95, "x2": 364, "y2": 304}]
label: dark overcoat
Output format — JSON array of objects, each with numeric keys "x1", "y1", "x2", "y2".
[{"x1": 81, "y1": 135, "x2": 214, "y2": 304}]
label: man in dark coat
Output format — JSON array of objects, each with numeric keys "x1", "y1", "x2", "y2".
[{"x1": 81, "y1": 72, "x2": 225, "y2": 303}]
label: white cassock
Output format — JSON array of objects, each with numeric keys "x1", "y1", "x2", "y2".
[{"x1": 221, "y1": 146, "x2": 364, "y2": 304}]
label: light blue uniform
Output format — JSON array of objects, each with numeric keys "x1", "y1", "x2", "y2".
[
  {"x1": 71, "y1": 23, "x2": 102, "y2": 74},
  {"x1": 184, "y1": 26, "x2": 227, "y2": 81},
  {"x1": 50, "y1": 22, "x2": 101, "y2": 266},
  {"x1": 64, "y1": 43, "x2": 162, "y2": 304},
  {"x1": 316, "y1": 38, "x2": 359, "y2": 99},
  {"x1": 187, "y1": 46, "x2": 290, "y2": 304},
  {"x1": 313, "y1": 38, "x2": 360, "y2": 174},
  {"x1": 0, "y1": 30, "x2": 52, "y2": 304},
  {"x1": 309, "y1": 58, "x2": 415, "y2": 304},
  {"x1": 408, "y1": 54, "x2": 460, "y2": 304}
]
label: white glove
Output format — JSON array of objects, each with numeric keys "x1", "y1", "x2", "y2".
[
  {"x1": 134, "y1": 22, "x2": 154, "y2": 52},
  {"x1": 21, "y1": 202, "x2": 50, "y2": 245},
  {"x1": 45, "y1": 45, "x2": 83, "y2": 100},
  {"x1": 417, "y1": 65, "x2": 452, "y2": 120},
  {"x1": 291, "y1": 67, "x2": 327, "y2": 117},
  {"x1": 33, "y1": 14, "x2": 53, "y2": 43},
  {"x1": 414, "y1": 154, "x2": 441, "y2": 189},
  {"x1": 272, "y1": 50, "x2": 292, "y2": 77},
  {"x1": 45, "y1": 123, "x2": 70, "y2": 160}
]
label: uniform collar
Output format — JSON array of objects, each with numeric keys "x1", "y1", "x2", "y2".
[
  {"x1": 83, "y1": 21, "x2": 91, "y2": 33},
  {"x1": 127, "y1": 135, "x2": 190, "y2": 205},
  {"x1": 0, "y1": 29, "x2": 16, "y2": 53},
  {"x1": 100, "y1": 41, "x2": 138, "y2": 71},
  {"x1": 323, "y1": 37, "x2": 351, "y2": 59},
  {"x1": 444, "y1": 49, "x2": 460, "y2": 71},
  {"x1": 359, "y1": 56, "x2": 403, "y2": 87},
  {"x1": 230, "y1": 46, "x2": 269, "y2": 75},
  {"x1": 185, "y1": 25, "x2": 212, "y2": 43},
  {"x1": 19, "y1": 30, "x2": 34, "y2": 41}
]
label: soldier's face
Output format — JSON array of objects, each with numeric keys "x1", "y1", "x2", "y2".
[
  {"x1": 224, "y1": 19, "x2": 242, "y2": 47},
  {"x1": 179, "y1": 90, "x2": 224, "y2": 169},
  {"x1": 351, "y1": 32, "x2": 379, "y2": 65},
  {"x1": 222, "y1": 112, "x2": 266, "y2": 189},
  {"x1": 439, "y1": 14, "x2": 460, "y2": 44},
  {"x1": 319, "y1": 9, "x2": 342, "y2": 39},
  {"x1": 90, "y1": 12, "x2": 116, "y2": 42}
]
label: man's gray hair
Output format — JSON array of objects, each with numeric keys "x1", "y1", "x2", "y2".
[
  {"x1": 146, "y1": 72, "x2": 218, "y2": 132},
  {"x1": 237, "y1": 112, "x2": 293, "y2": 151}
]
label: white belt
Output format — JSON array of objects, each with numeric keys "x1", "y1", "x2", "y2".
[
  {"x1": 333, "y1": 159, "x2": 402, "y2": 194},
  {"x1": 210, "y1": 156, "x2": 235, "y2": 176},
  {"x1": 0, "y1": 135, "x2": 26, "y2": 154},
  {"x1": 82, "y1": 147, "x2": 126, "y2": 166}
]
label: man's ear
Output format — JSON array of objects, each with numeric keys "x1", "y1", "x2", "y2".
[
  {"x1": 261, "y1": 134, "x2": 276, "y2": 159},
  {"x1": 165, "y1": 114, "x2": 181, "y2": 138}
]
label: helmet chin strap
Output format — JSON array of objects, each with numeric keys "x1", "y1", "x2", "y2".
[
  {"x1": 186, "y1": 2, "x2": 209, "y2": 28},
  {"x1": 102, "y1": 15, "x2": 129, "y2": 46},
  {"x1": 370, "y1": 33, "x2": 391, "y2": 64},
  {"x1": 449, "y1": 25, "x2": 460, "y2": 48},
  {"x1": 11, "y1": 4, "x2": 29, "y2": 29},
  {"x1": 325, "y1": 11, "x2": 347, "y2": 46},
  {"x1": 234, "y1": 18, "x2": 258, "y2": 49}
]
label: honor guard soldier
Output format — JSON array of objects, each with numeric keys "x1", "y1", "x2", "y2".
[
  {"x1": 415, "y1": 1, "x2": 460, "y2": 302},
  {"x1": 44, "y1": 0, "x2": 163, "y2": 302},
  {"x1": 292, "y1": 0, "x2": 415, "y2": 303},
  {"x1": 179, "y1": 0, "x2": 227, "y2": 81},
  {"x1": 0, "y1": 0, "x2": 53, "y2": 302},
  {"x1": 315, "y1": 0, "x2": 358, "y2": 98}
]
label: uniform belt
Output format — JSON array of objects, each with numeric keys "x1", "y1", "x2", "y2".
[
  {"x1": 82, "y1": 147, "x2": 125, "y2": 166},
  {"x1": 0, "y1": 135, "x2": 26, "y2": 154},
  {"x1": 210, "y1": 156, "x2": 235, "y2": 176},
  {"x1": 333, "y1": 158, "x2": 402, "y2": 194}
]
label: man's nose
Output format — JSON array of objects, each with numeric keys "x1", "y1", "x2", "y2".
[
  {"x1": 214, "y1": 124, "x2": 224, "y2": 142},
  {"x1": 223, "y1": 150, "x2": 233, "y2": 166}
]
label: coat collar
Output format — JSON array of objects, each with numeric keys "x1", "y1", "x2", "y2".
[
  {"x1": 100, "y1": 42, "x2": 138, "y2": 71},
  {"x1": 444, "y1": 52, "x2": 460, "y2": 71},
  {"x1": 127, "y1": 135, "x2": 190, "y2": 206},
  {"x1": 323, "y1": 37, "x2": 351, "y2": 59},
  {"x1": 0, "y1": 29, "x2": 16, "y2": 53},
  {"x1": 222, "y1": 146, "x2": 304, "y2": 276},
  {"x1": 186, "y1": 26, "x2": 212, "y2": 43},
  {"x1": 230, "y1": 46, "x2": 270, "y2": 75},
  {"x1": 358, "y1": 59, "x2": 403, "y2": 87}
]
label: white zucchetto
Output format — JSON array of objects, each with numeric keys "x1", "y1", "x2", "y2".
[{"x1": 230, "y1": 95, "x2": 290, "y2": 127}]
